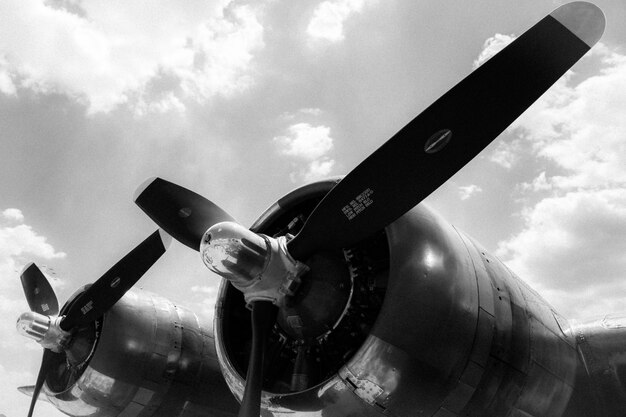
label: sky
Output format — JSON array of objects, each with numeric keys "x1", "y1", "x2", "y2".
[{"x1": 0, "y1": 0, "x2": 625, "y2": 416}]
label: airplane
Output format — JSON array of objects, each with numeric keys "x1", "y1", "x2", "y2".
[{"x1": 14, "y1": 2, "x2": 625, "y2": 417}]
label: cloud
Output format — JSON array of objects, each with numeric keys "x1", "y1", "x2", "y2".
[
  {"x1": 0, "y1": 212, "x2": 66, "y2": 279},
  {"x1": 307, "y1": 0, "x2": 376, "y2": 43},
  {"x1": 274, "y1": 123, "x2": 334, "y2": 160},
  {"x1": 489, "y1": 139, "x2": 523, "y2": 169},
  {"x1": 274, "y1": 122, "x2": 336, "y2": 183},
  {"x1": 2, "y1": 208, "x2": 25, "y2": 222},
  {"x1": 0, "y1": 0, "x2": 264, "y2": 114},
  {"x1": 497, "y1": 190, "x2": 626, "y2": 319},
  {"x1": 493, "y1": 44, "x2": 626, "y2": 320},
  {"x1": 473, "y1": 33, "x2": 515, "y2": 69},
  {"x1": 0, "y1": 55, "x2": 16, "y2": 96},
  {"x1": 458, "y1": 184, "x2": 483, "y2": 201}
]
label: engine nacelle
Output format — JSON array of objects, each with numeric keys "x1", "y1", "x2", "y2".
[
  {"x1": 43, "y1": 288, "x2": 238, "y2": 417},
  {"x1": 214, "y1": 179, "x2": 579, "y2": 417}
]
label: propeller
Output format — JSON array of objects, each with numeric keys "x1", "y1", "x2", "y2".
[
  {"x1": 20, "y1": 263, "x2": 59, "y2": 316},
  {"x1": 134, "y1": 3, "x2": 604, "y2": 417},
  {"x1": 135, "y1": 177, "x2": 235, "y2": 251},
  {"x1": 17, "y1": 230, "x2": 171, "y2": 417},
  {"x1": 60, "y1": 230, "x2": 171, "y2": 330}
]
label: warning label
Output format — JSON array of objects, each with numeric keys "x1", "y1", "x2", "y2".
[{"x1": 341, "y1": 188, "x2": 374, "y2": 220}]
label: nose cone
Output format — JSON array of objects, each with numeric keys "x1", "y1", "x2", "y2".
[
  {"x1": 16, "y1": 311, "x2": 51, "y2": 342},
  {"x1": 200, "y1": 221, "x2": 269, "y2": 286}
]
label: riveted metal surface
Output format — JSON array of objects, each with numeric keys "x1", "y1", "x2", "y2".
[
  {"x1": 456, "y1": 236, "x2": 578, "y2": 417},
  {"x1": 46, "y1": 289, "x2": 238, "y2": 417},
  {"x1": 367, "y1": 205, "x2": 479, "y2": 416},
  {"x1": 565, "y1": 316, "x2": 626, "y2": 416},
  {"x1": 515, "y1": 361, "x2": 573, "y2": 416}
]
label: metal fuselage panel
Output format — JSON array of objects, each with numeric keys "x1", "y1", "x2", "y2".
[
  {"x1": 564, "y1": 316, "x2": 626, "y2": 417},
  {"x1": 340, "y1": 204, "x2": 579, "y2": 417},
  {"x1": 46, "y1": 290, "x2": 238, "y2": 417}
]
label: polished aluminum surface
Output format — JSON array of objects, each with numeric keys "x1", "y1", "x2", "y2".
[
  {"x1": 16, "y1": 312, "x2": 69, "y2": 352},
  {"x1": 45, "y1": 289, "x2": 238, "y2": 417}
]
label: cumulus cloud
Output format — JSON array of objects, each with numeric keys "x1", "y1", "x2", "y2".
[
  {"x1": 458, "y1": 184, "x2": 483, "y2": 201},
  {"x1": 493, "y1": 43, "x2": 626, "y2": 320},
  {"x1": 274, "y1": 123, "x2": 334, "y2": 160},
  {"x1": 0, "y1": 0, "x2": 264, "y2": 114},
  {"x1": 0, "y1": 208, "x2": 65, "y2": 315},
  {"x1": 473, "y1": 33, "x2": 515, "y2": 69},
  {"x1": 2, "y1": 208, "x2": 25, "y2": 222},
  {"x1": 0, "y1": 213, "x2": 66, "y2": 277},
  {"x1": 274, "y1": 122, "x2": 336, "y2": 183},
  {"x1": 0, "y1": 55, "x2": 17, "y2": 96},
  {"x1": 307, "y1": 0, "x2": 376, "y2": 43}
]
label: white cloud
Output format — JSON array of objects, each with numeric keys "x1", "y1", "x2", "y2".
[
  {"x1": 489, "y1": 139, "x2": 522, "y2": 169},
  {"x1": 0, "y1": 212, "x2": 66, "y2": 281},
  {"x1": 520, "y1": 172, "x2": 553, "y2": 193},
  {"x1": 494, "y1": 44, "x2": 626, "y2": 320},
  {"x1": 307, "y1": 0, "x2": 375, "y2": 43},
  {"x1": 274, "y1": 122, "x2": 336, "y2": 183},
  {"x1": 0, "y1": 0, "x2": 264, "y2": 114},
  {"x1": 274, "y1": 123, "x2": 334, "y2": 160},
  {"x1": 473, "y1": 33, "x2": 515, "y2": 69},
  {"x1": 0, "y1": 55, "x2": 17, "y2": 96},
  {"x1": 497, "y1": 190, "x2": 626, "y2": 319},
  {"x1": 2, "y1": 208, "x2": 25, "y2": 222},
  {"x1": 458, "y1": 184, "x2": 483, "y2": 201},
  {"x1": 297, "y1": 158, "x2": 336, "y2": 183}
]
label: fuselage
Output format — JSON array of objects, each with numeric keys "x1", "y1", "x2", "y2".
[{"x1": 38, "y1": 183, "x2": 626, "y2": 417}]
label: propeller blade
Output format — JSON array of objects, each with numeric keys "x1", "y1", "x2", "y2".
[
  {"x1": 20, "y1": 263, "x2": 59, "y2": 316},
  {"x1": 135, "y1": 177, "x2": 236, "y2": 251},
  {"x1": 287, "y1": 2, "x2": 605, "y2": 261},
  {"x1": 60, "y1": 229, "x2": 171, "y2": 330},
  {"x1": 27, "y1": 349, "x2": 55, "y2": 417},
  {"x1": 238, "y1": 301, "x2": 277, "y2": 417}
]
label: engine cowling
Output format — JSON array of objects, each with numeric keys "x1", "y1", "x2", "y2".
[
  {"x1": 214, "y1": 179, "x2": 579, "y2": 417},
  {"x1": 42, "y1": 288, "x2": 238, "y2": 417}
]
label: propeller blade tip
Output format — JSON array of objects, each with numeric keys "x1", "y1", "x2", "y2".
[
  {"x1": 20, "y1": 262, "x2": 36, "y2": 276},
  {"x1": 134, "y1": 176, "x2": 160, "y2": 203},
  {"x1": 551, "y1": 2, "x2": 605, "y2": 48}
]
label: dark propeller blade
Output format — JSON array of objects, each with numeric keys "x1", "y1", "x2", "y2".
[
  {"x1": 20, "y1": 263, "x2": 59, "y2": 316},
  {"x1": 135, "y1": 177, "x2": 236, "y2": 251},
  {"x1": 27, "y1": 349, "x2": 56, "y2": 417},
  {"x1": 60, "y1": 229, "x2": 171, "y2": 330},
  {"x1": 287, "y1": 2, "x2": 604, "y2": 261},
  {"x1": 238, "y1": 301, "x2": 277, "y2": 417}
]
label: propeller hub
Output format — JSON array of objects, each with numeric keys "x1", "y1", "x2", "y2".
[
  {"x1": 16, "y1": 312, "x2": 70, "y2": 353},
  {"x1": 200, "y1": 221, "x2": 309, "y2": 306}
]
